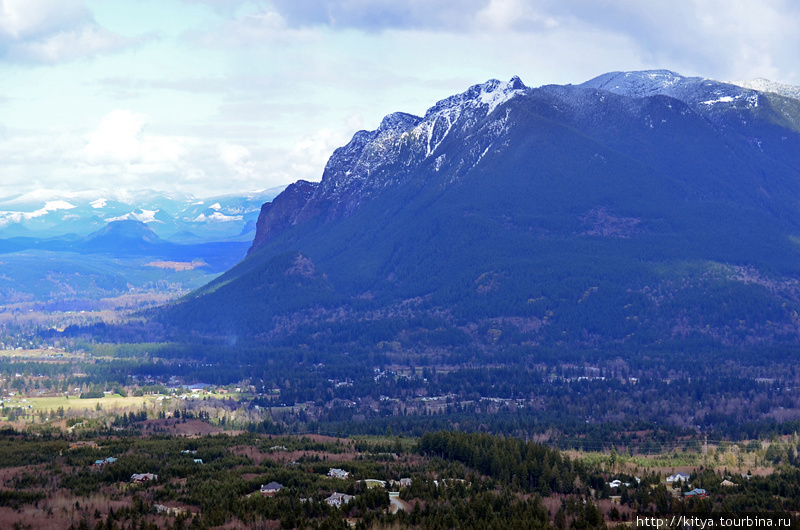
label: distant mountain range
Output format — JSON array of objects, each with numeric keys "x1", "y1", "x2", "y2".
[
  {"x1": 150, "y1": 70, "x2": 800, "y2": 352},
  {"x1": 0, "y1": 218, "x2": 255, "y2": 306},
  {"x1": 0, "y1": 187, "x2": 285, "y2": 242}
]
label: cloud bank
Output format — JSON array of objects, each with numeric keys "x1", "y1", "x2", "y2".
[{"x1": 0, "y1": 0, "x2": 148, "y2": 63}]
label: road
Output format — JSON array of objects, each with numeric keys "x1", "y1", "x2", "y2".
[{"x1": 389, "y1": 492, "x2": 409, "y2": 514}]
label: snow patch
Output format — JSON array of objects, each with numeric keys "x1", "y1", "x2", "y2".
[
  {"x1": 701, "y1": 96, "x2": 735, "y2": 105},
  {"x1": 479, "y1": 78, "x2": 527, "y2": 115},
  {"x1": 0, "y1": 201, "x2": 77, "y2": 225},
  {"x1": 42, "y1": 201, "x2": 76, "y2": 212},
  {"x1": 193, "y1": 212, "x2": 243, "y2": 223},
  {"x1": 107, "y1": 209, "x2": 160, "y2": 224},
  {"x1": 732, "y1": 78, "x2": 800, "y2": 101}
]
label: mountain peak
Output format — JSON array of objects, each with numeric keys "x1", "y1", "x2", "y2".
[
  {"x1": 86, "y1": 219, "x2": 161, "y2": 242},
  {"x1": 580, "y1": 69, "x2": 695, "y2": 97},
  {"x1": 424, "y1": 76, "x2": 529, "y2": 120},
  {"x1": 378, "y1": 112, "x2": 423, "y2": 134},
  {"x1": 578, "y1": 69, "x2": 768, "y2": 114}
]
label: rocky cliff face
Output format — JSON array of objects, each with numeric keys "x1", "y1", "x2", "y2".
[
  {"x1": 249, "y1": 180, "x2": 318, "y2": 254},
  {"x1": 249, "y1": 70, "x2": 800, "y2": 255},
  {"x1": 249, "y1": 76, "x2": 530, "y2": 253}
]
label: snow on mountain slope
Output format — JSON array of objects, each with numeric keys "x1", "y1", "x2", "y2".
[
  {"x1": 732, "y1": 78, "x2": 800, "y2": 101},
  {"x1": 579, "y1": 70, "x2": 760, "y2": 112},
  {"x1": 0, "y1": 187, "x2": 285, "y2": 240},
  {"x1": 291, "y1": 77, "x2": 529, "y2": 223}
]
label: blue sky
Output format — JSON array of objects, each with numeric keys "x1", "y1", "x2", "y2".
[{"x1": 1, "y1": 0, "x2": 799, "y2": 198}]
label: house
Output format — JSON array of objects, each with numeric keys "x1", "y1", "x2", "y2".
[
  {"x1": 328, "y1": 468, "x2": 350, "y2": 479},
  {"x1": 154, "y1": 505, "x2": 187, "y2": 517},
  {"x1": 131, "y1": 473, "x2": 158, "y2": 483},
  {"x1": 193, "y1": 459, "x2": 203, "y2": 464},
  {"x1": 400, "y1": 478, "x2": 412, "y2": 488},
  {"x1": 93, "y1": 457, "x2": 117, "y2": 467},
  {"x1": 260, "y1": 482, "x2": 284, "y2": 496},
  {"x1": 685, "y1": 488, "x2": 708, "y2": 498},
  {"x1": 324, "y1": 492, "x2": 354, "y2": 507},
  {"x1": 721, "y1": 479, "x2": 737, "y2": 487},
  {"x1": 666, "y1": 472, "x2": 690, "y2": 483}
]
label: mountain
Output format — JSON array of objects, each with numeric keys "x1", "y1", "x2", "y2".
[
  {"x1": 83, "y1": 219, "x2": 167, "y2": 253},
  {"x1": 0, "y1": 219, "x2": 256, "y2": 305},
  {"x1": 0, "y1": 187, "x2": 285, "y2": 241},
  {"x1": 159, "y1": 70, "x2": 800, "y2": 353}
]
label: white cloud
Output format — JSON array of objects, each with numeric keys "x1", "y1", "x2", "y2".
[
  {"x1": 475, "y1": 0, "x2": 558, "y2": 31},
  {"x1": 269, "y1": 0, "x2": 486, "y2": 31},
  {"x1": 289, "y1": 127, "x2": 355, "y2": 179},
  {"x1": 254, "y1": 0, "x2": 800, "y2": 84},
  {"x1": 0, "y1": 0, "x2": 149, "y2": 63},
  {"x1": 83, "y1": 110, "x2": 186, "y2": 168},
  {"x1": 187, "y1": 8, "x2": 319, "y2": 47},
  {"x1": 84, "y1": 110, "x2": 147, "y2": 164},
  {"x1": 219, "y1": 143, "x2": 256, "y2": 179},
  {"x1": 9, "y1": 25, "x2": 134, "y2": 63},
  {"x1": 0, "y1": 0, "x2": 89, "y2": 40}
]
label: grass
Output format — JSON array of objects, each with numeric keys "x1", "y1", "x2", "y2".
[
  {"x1": 352, "y1": 434, "x2": 416, "y2": 452},
  {"x1": 4, "y1": 394, "x2": 158, "y2": 414},
  {"x1": 0, "y1": 348, "x2": 84, "y2": 360},
  {"x1": 1, "y1": 390, "x2": 244, "y2": 422}
]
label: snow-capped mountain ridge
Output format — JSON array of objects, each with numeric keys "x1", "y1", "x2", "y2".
[
  {"x1": 0, "y1": 187, "x2": 285, "y2": 241},
  {"x1": 250, "y1": 69, "x2": 800, "y2": 255},
  {"x1": 311, "y1": 76, "x2": 529, "y2": 214},
  {"x1": 579, "y1": 70, "x2": 760, "y2": 110}
]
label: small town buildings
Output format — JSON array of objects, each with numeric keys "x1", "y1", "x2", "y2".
[
  {"x1": 261, "y1": 482, "x2": 284, "y2": 496},
  {"x1": 325, "y1": 492, "x2": 354, "y2": 507}
]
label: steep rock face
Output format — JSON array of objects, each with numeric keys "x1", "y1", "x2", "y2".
[
  {"x1": 249, "y1": 180, "x2": 318, "y2": 254},
  {"x1": 249, "y1": 77, "x2": 529, "y2": 253}
]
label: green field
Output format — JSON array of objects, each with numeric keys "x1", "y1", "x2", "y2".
[
  {"x1": 0, "y1": 348, "x2": 84, "y2": 360},
  {"x1": 3, "y1": 394, "x2": 160, "y2": 415}
]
